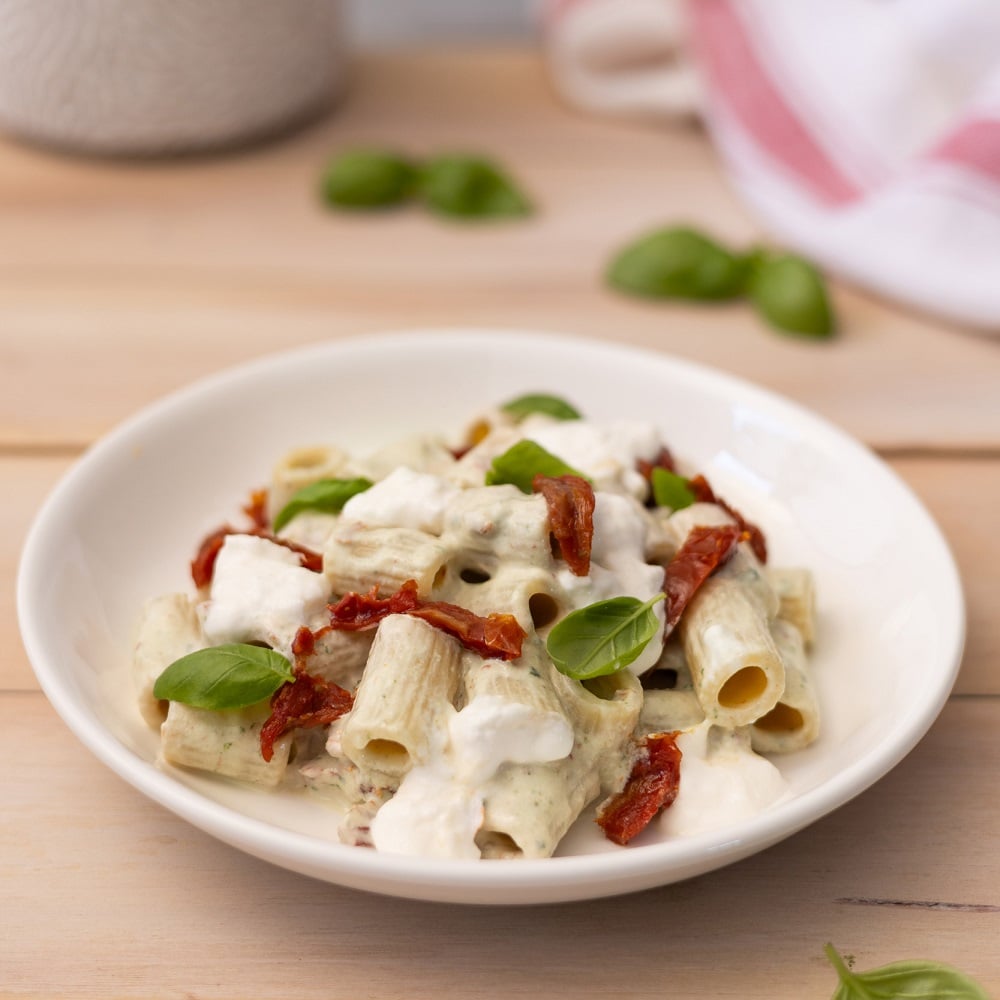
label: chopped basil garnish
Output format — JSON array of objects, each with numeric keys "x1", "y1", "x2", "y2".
[
  {"x1": 546, "y1": 594, "x2": 664, "y2": 680},
  {"x1": 485, "y1": 439, "x2": 584, "y2": 493},
  {"x1": 272, "y1": 477, "x2": 373, "y2": 533},
  {"x1": 607, "y1": 226, "x2": 747, "y2": 301},
  {"x1": 650, "y1": 467, "x2": 695, "y2": 510},
  {"x1": 153, "y1": 644, "x2": 295, "y2": 711},
  {"x1": 321, "y1": 150, "x2": 418, "y2": 209},
  {"x1": 824, "y1": 944, "x2": 989, "y2": 1000},
  {"x1": 748, "y1": 252, "x2": 834, "y2": 339},
  {"x1": 419, "y1": 154, "x2": 532, "y2": 219},
  {"x1": 501, "y1": 393, "x2": 581, "y2": 422}
]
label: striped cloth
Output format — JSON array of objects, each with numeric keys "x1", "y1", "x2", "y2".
[{"x1": 545, "y1": 0, "x2": 1000, "y2": 334}]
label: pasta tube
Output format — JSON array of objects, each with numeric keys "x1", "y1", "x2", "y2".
[
  {"x1": 160, "y1": 701, "x2": 291, "y2": 788},
  {"x1": 751, "y1": 618, "x2": 820, "y2": 754},
  {"x1": 133, "y1": 593, "x2": 205, "y2": 729},
  {"x1": 325, "y1": 526, "x2": 450, "y2": 597},
  {"x1": 340, "y1": 614, "x2": 462, "y2": 777}
]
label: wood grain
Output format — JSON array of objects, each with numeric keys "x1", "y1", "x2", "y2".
[
  {"x1": 1, "y1": 50, "x2": 998, "y2": 450},
  {"x1": 1, "y1": 693, "x2": 997, "y2": 999},
  {"x1": 2, "y1": 46, "x2": 998, "y2": 1000}
]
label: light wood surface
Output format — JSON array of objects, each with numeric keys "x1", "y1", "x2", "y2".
[{"x1": 3, "y1": 48, "x2": 998, "y2": 999}]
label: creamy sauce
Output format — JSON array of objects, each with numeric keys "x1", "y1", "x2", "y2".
[
  {"x1": 200, "y1": 534, "x2": 328, "y2": 660},
  {"x1": 340, "y1": 466, "x2": 459, "y2": 535},
  {"x1": 370, "y1": 694, "x2": 574, "y2": 858},
  {"x1": 659, "y1": 722, "x2": 788, "y2": 837}
]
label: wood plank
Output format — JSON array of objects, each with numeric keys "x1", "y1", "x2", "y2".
[
  {"x1": 6, "y1": 455, "x2": 998, "y2": 695},
  {"x1": 2, "y1": 692, "x2": 997, "y2": 999},
  {"x1": 2, "y1": 49, "x2": 999, "y2": 450}
]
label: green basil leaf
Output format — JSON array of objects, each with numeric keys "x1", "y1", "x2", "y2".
[
  {"x1": 419, "y1": 155, "x2": 532, "y2": 219},
  {"x1": 153, "y1": 643, "x2": 295, "y2": 711},
  {"x1": 485, "y1": 439, "x2": 584, "y2": 493},
  {"x1": 607, "y1": 226, "x2": 748, "y2": 301},
  {"x1": 501, "y1": 393, "x2": 582, "y2": 422},
  {"x1": 650, "y1": 467, "x2": 696, "y2": 510},
  {"x1": 547, "y1": 594, "x2": 665, "y2": 680},
  {"x1": 273, "y1": 477, "x2": 373, "y2": 533},
  {"x1": 824, "y1": 944, "x2": 990, "y2": 1000},
  {"x1": 748, "y1": 252, "x2": 835, "y2": 338},
  {"x1": 321, "y1": 150, "x2": 418, "y2": 209}
]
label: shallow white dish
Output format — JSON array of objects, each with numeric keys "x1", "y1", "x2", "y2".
[{"x1": 18, "y1": 329, "x2": 964, "y2": 904}]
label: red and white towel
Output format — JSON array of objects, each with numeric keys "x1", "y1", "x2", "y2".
[{"x1": 545, "y1": 0, "x2": 1000, "y2": 334}]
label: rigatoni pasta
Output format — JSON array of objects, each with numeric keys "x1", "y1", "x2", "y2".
[{"x1": 134, "y1": 395, "x2": 821, "y2": 860}]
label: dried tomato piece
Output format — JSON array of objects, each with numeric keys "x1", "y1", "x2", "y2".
[
  {"x1": 663, "y1": 523, "x2": 741, "y2": 633},
  {"x1": 533, "y1": 473, "x2": 595, "y2": 577},
  {"x1": 327, "y1": 580, "x2": 422, "y2": 631},
  {"x1": 243, "y1": 488, "x2": 270, "y2": 531},
  {"x1": 409, "y1": 602, "x2": 525, "y2": 661},
  {"x1": 259, "y1": 666, "x2": 354, "y2": 762},
  {"x1": 597, "y1": 732, "x2": 683, "y2": 845},
  {"x1": 687, "y1": 474, "x2": 767, "y2": 563},
  {"x1": 325, "y1": 580, "x2": 525, "y2": 661},
  {"x1": 190, "y1": 526, "x2": 232, "y2": 588}
]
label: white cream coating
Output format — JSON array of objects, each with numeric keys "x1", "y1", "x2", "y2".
[
  {"x1": 339, "y1": 466, "x2": 460, "y2": 536},
  {"x1": 370, "y1": 694, "x2": 574, "y2": 859},
  {"x1": 658, "y1": 722, "x2": 788, "y2": 838},
  {"x1": 522, "y1": 418, "x2": 663, "y2": 497},
  {"x1": 199, "y1": 534, "x2": 329, "y2": 660}
]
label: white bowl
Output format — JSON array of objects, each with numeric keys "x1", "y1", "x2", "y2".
[{"x1": 18, "y1": 329, "x2": 965, "y2": 904}]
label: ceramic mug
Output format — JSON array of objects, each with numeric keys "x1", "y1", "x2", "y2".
[{"x1": 0, "y1": 0, "x2": 348, "y2": 155}]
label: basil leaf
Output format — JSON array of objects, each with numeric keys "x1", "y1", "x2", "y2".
[
  {"x1": 547, "y1": 594, "x2": 665, "y2": 680},
  {"x1": 153, "y1": 644, "x2": 295, "y2": 711},
  {"x1": 607, "y1": 226, "x2": 748, "y2": 301},
  {"x1": 501, "y1": 393, "x2": 581, "y2": 422},
  {"x1": 749, "y1": 252, "x2": 835, "y2": 338},
  {"x1": 419, "y1": 155, "x2": 532, "y2": 219},
  {"x1": 273, "y1": 477, "x2": 373, "y2": 533},
  {"x1": 485, "y1": 439, "x2": 584, "y2": 493},
  {"x1": 650, "y1": 468, "x2": 695, "y2": 510},
  {"x1": 321, "y1": 150, "x2": 418, "y2": 209},
  {"x1": 824, "y1": 944, "x2": 990, "y2": 1000}
]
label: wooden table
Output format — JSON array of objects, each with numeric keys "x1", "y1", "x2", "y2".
[{"x1": 4, "y1": 48, "x2": 999, "y2": 999}]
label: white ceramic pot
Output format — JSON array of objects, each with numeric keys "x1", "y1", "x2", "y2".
[{"x1": 0, "y1": 0, "x2": 348, "y2": 155}]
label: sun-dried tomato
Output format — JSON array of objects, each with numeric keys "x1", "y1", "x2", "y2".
[
  {"x1": 243, "y1": 488, "x2": 270, "y2": 531},
  {"x1": 190, "y1": 526, "x2": 232, "y2": 589},
  {"x1": 327, "y1": 580, "x2": 422, "y2": 631},
  {"x1": 533, "y1": 474, "x2": 595, "y2": 577},
  {"x1": 409, "y1": 602, "x2": 525, "y2": 661},
  {"x1": 686, "y1": 474, "x2": 767, "y2": 563},
  {"x1": 663, "y1": 523, "x2": 741, "y2": 633},
  {"x1": 259, "y1": 666, "x2": 354, "y2": 763},
  {"x1": 597, "y1": 732, "x2": 683, "y2": 845},
  {"x1": 325, "y1": 580, "x2": 525, "y2": 661}
]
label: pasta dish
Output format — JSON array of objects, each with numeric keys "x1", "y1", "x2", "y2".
[{"x1": 133, "y1": 395, "x2": 819, "y2": 860}]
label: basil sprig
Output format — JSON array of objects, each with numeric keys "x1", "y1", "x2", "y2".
[
  {"x1": 546, "y1": 594, "x2": 664, "y2": 680},
  {"x1": 153, "y1": 644, "x2": 294, "y2": 711},
  {"x1": 606, "y1": 223, "x2": 836, "y2": 340},
  {"x1": 824, "y1": 944, "x2": 989, "y2": 1000},
  {"x1": 321, "y1": 150, "x2": 418, "y2": 209},
  {"x1": 419, "y1": 154, "x2": 532, "y2": 219},
  {"x1": 501, "y1": 393, "x2": 581, "y2": 422},
  {"x1": 748, "y1": 251, "x2": 835, "y2": 339},
  {"x1": 650, "y1": 467, "x2": 695, "y2": 510},
  {"x1": 485, "y1": 439, "x2": 584, "y2": 494},
  {"x1": 607, "y1": 226, "x2": 748, "y2": 301},
  {"x1": 273, "y1": 477, "x2": 373, "y2": 533},
  {"x1": 321, "y1": 147, "x2": 531, "y2": 221}
]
